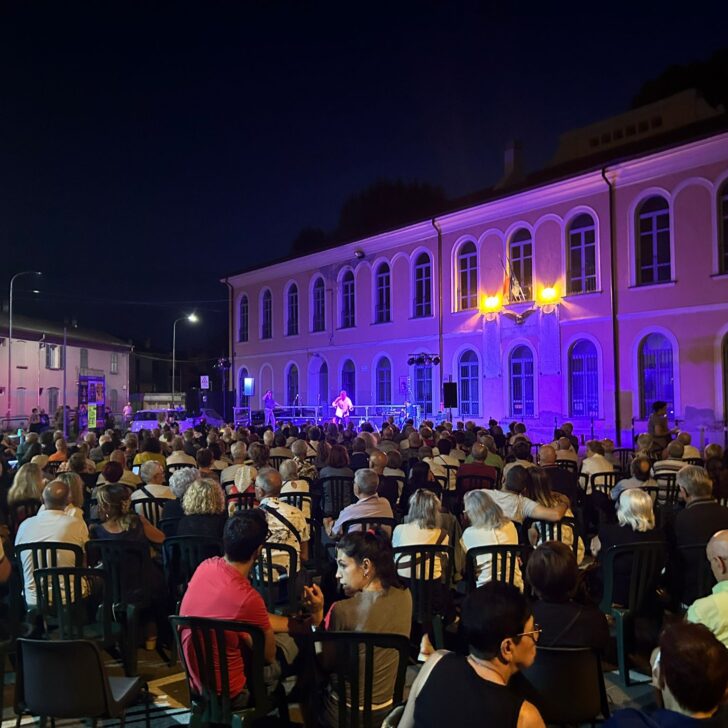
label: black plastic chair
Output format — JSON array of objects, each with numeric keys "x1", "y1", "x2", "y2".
[
  {"x1": 654, "y1": 472, "x2": 680, "y2": 507},
  {"x1": 14, "y1": 637, "x2": 150, "y2": 727},
  {"x1": 341, "y1": 516, "x2": 397, "y2": 537},
  {"x1": 599, "y1": 541, "x2": 666, "y2": 685},
  {"x1": 313, "y1": 631, "x2": 410, "y2": 728},
  {"x1": 555, "y1": 459, "x2": 578, "y2": 473},
  {"x1": 159, "y1": 516, "x2": 182, "y2": 536},
  {"x1": 13, "y1": 541, "x2": 85, "y2": 608},
  {"x1": 447, "y1": 474, "x2": 496, "y2": 516},
  {"x1": 169, "y1": 615, "x2": 289, "y2": 727},
  {"x1": 683, "y1": 457, "x2": 704, "y2": 467},
  {"x1": 279, "y1": 491, "x2": 314, "y2": 517},
  {"x1": 676, "y1": 542, "x2": 716, "y2": 606},
  {"x1": 590, "y1": 472, "x2": 618, "y2": 497},
  {"x1": 269, "y1": 455, "x2": 287, "y2": 470},
  {"x1": 393, "y1": 545, "x2": 454, "y2": 648},
  {"x1": 132, "y1": 496, "x2": 168, "y2": 526},
  {"x1": 162, "y1": 536, "x2": 223, "y2": 605},
  {"x1": 465, "y1": 544, "x2": 522, "y2": 591},
  {"x1": 531, "y1": 517, "x2": 581, "y2": 558},
  {"x1": 250, "y1": 543, "x2": 299, "y2": 614},
  {"x1": 520, "y1": 646, "x2": 610, "y2": 725},
  {"x1": 318, "y1": 476, "x2": 355, "y2": 519},
  {"x1": 613, "y1": 448, "x2": 634, "y2": 474},
  {"x1": 226, "y1": 491, "x2": 257, "y2": 512}
]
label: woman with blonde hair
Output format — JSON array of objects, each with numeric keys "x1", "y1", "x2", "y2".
[
  {"x1": 461, "y1": 489, "x2": 521, "y2": 589},
  {"x1": 178, "y1": 478, "x2": 226, "y2": 539},
  {"x1": 591, "y1": 488, "x2": 663, "y2": 605},
  {"x1": 8, "y1": 463, "x2": 44, "y2": 506}
]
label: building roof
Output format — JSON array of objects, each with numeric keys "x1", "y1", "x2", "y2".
[
  {"x1": 0, "y1": 313, "x2": 132, "y2": 350},
  {"x1": 222, "y1": 109, "x2": 728, "y2": 280}
]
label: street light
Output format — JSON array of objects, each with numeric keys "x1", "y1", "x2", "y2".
[
  {"x1": 8, "y1": 271, "x2": 42, "y2": 423},
  {"x1": 172, "y1": 313, "x2": 199, "y2": 406}
]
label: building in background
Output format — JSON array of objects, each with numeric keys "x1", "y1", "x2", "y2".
[
  {"x1": 0, "y1": 313, "x2": 131, "y2": 430},
  {"x1": 225, "y1": 91, "x2": 728, "y2": 446}
]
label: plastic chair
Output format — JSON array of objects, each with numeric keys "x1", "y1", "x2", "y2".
[
  {"x1": 13, "y1": 541, "x2": 85, "y2": 608},
  {"x1": 14, "y1": 637, "x2": 149, "y2": 727},
  {"x1": 465, "y1": 544, "x2": 522, "y2": 591},
  {"x1": 683, "y1": 457, "x2": 704, "y2": 467},
  {"x1": 520, "y1": 646, "x2": 610, "y2": 725},
  {"x1": 676, "y1": 542, "x2": 716, "y2": 606},
  {"x1": 341, "y1": 516, "x2": 397, "y2": 537},
  {"x1": 555, "y1": 459, "x2": 578, "y2": 473},
  {"x1": 590, "y1": 472, "x2": 618, "y2": 497},
  {"x1": 159, "y1": 516, "x2": 182, "y2": 536},
  {"x1": 531, "y1": 517, "x2": 581, "y2": 558},
  {"x1": 654, "y1": 472, "x2": 680, "y2": 507},
  {"x1": 613, "y1": 448, "x2": 634, "y2": 474},
  {"x1": 393, "y1": 545, "x2": 454, "y2": 649},
  {"x1": 599, "y1": 541, "x2": 666, "y2": 685},
  {"x1": 226, "y1": 492, "x2": 257, "y2": 512},
  {"x1": 132, "y1": 496, "x2": 167, "y2": 526},
  {"x1": 169, "y1": 615, "x2": 289, "y2": 728},
  {"x1": 312, "y1": 631, "x2": 410, "y2": 728},
  {"x1": 250, "y1": 543, "x2": 299, "y2": 613},
  {"x1": 162, "y1": 536, "x2": 224, "y2": 605},
  {"x1": 318, "y1": 476, "x2": 355, "y2": 519}
]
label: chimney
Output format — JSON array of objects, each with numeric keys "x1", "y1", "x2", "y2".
[{"x1": 496, "y1": 139, "x2": 523, "y2": 189}]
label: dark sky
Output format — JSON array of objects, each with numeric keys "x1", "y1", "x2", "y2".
[{"x1": 2, "y1": 1, "x2": 727, "y2": 355}]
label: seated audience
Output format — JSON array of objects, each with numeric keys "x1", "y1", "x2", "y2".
[
  {"x1": 231, "y1": 441, "x2": 269, "y2": 494},
  {"x1": 687, "y1": 529, "x2": 728, "y2": 647},
  {"x1": 611, "y1": 455, "x2": 656, "y2": 502},
  {"x1": 98, "y1": 450, "x2": 142, "y2": 488},
  {"x1": 580, "y1": 439, "x2": 614, "y2": 478},
  {"x1": 349, "y1": 437, "x2": 370, "y2": 472},
  {"x1": 652, "y1": 440, "x2": 687, "y2": 476},
  {"x1": 647, "y1": 400, "x2": 676, "y2": 454},
  {"x1": 132, "y1": 461, "x2": 174, "y2": 502},
  {"x1": 195, "y1": 448, "x2": 219, "y2": 481},
  {"x1": 461, "y1": 489, "x2": 521, "y2": 589},
  {"x1": 40, "y1": 471, "x2": 85, "y2": 519},
  {"x1": 554, "y1": 436, "x2": 579, "y2": 465},
  {"x1": 329, "y1": 468, "x2": 394, "y2": 538},
  {"x1": 220, "y1": 441, "x2": 246, "y2": 486},
  {"x1": 399, "y1": 581, "x2": 545, "y2": 728},
  {"x1": 291, "y1": 439, "x2": 317, "y2": 480},
  {"x1": 177, "y1": 478, "x2": 226, "y2": 540},
  {"x1": 604, "y1": 622, "x2": 728, "y2": 727},
  {"x1": 502, "y1": 440, "x2": 535, "y2": 479},
  {"x1": 457, "y1": 443, "x2": 498, "y2": 489},
  {"x1": 488, "y1": 465, "x2": 567, "y2": 526},
  {"x1": 163, "y1": 466, "x2": 201, "y2": 526},
  {"x1": 399, "y1": 461, "x2": 442, "y2": 511},
  {"x1": 166, "y1": 436, "x2": 197, "y2": 468},
  {"x1": 676, "y1": 431, "x2": 701, "y2": 460},
  {"x1": 369, "y1": 449, "x2": 399, "y2": 509},
  {"x1": 279, "y1": 459, "x2": 311, "y2": 518},
  {"x1": 538, "y1": 444, "x2": 579, "y2": 507},
  {"x1": 133, "y1": 437, "x2": 166, "y2": 467},
  {"x1": 48, "y1": 437, "x2": 69, "y2": 463},
  {"x1": 8, "y1": 463, "x2": 44, "y2": 510},
  {"x1": 526, "y1": 541, "x2": 609, "y2": 651}
]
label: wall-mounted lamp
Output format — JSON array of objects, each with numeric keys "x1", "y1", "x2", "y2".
[
  {"x1": 480, "y1": 294, "x2": 502, "y2": 321},
  {"x1": 354, "y1": 249, "x2": 365, "y2": 259},
  {"x1": 537, "y1": 285, "x2": 560, "y2": 315}
]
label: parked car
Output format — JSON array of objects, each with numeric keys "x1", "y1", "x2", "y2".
[{"x1": 129, "y1": 408, "x2": 186, "y2": 433}]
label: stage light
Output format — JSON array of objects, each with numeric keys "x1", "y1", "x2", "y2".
[
  {"x1": 432, "y1": 356, "x2": 441, "y2": 365},
  {"x1": 539, "y1": 286, "x2": 558, "y2": 304}
]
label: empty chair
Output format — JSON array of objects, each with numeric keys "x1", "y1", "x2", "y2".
[{"x1": 465, "y1": 544, "x2": 523, "y2": 592}]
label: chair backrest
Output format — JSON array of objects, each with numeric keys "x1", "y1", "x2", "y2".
[
  {"x1": 159, "y1": 516, "x2": 182, "y2": 536},
  {"x1": 225, "y1": 491, "x2": 257, "y2": 512},
  {"x1": 613, "y1": 448, "x2": 634, "y2": 473},
  {"x1": 683, "y1": 457, "x2": 704, "y2": 467},
  {"x1": 341, "y1": 517, "x2": 397, "y2": 537},
  {"x1": 312, "y1": 631, "x2": 410, "y2": 728},
  {"x1": 33, "y1": 567, "x2": 113, "y2": 642},
  {"x1": 677, "y1": 542, "x2": 716, "y2": 603},
  {"x1": 278, "y1": 492, "x2": 313, "y2": 514},
  {"x1": 599, "y1": 541, "x2": 666, "y2": 615},
  {"x1": 169, "y1": 615, "x2": 269, "y2": 725},
  {"x1": 85, "y1": 539, "x2": 148, "y2": 605},
  {"x1": 319, "y1": 476, "x2": 355, "y2": 518},
  {"x1": 250, "y1": 543, "x2": 299, "y2": 611},
  {"x1": 269, "y1": 455, "x2": 286, "y2": 470},
  {"x1": 555, "y1": 459, "x2": 578, "y2": 473},
  {"x1": 465, "y1": 544, "x2": 522, "y2": 591},
  {"x1": 392, "y1": 545, "x2": 454, "y2": 623},
  {"x1": 590, "y1": 471, "x2": 618, "y2": 496},
  {"x1": 531, "y1": 517, "x2": 580, "y2": 557},
  {"x1": 521, "y1": 646, "x2": 610, "y2": 724},
  {"x1": 654, "y1": 472, "x2": 680, "y2": 507},
  {"x1": 15, "y1": 638, "x2": 113, "y2": 719},
  {"x1": 163, "y1": 536, "x2": 224, "y2": 601},
  {"x1": 132, "y1": 496, "x2": 167, "y2": 526},
  {"x1": 455, "y1": 474, "x2": 495, "y2": 492},
  {"x1": 14, "y1": 541, "x2": 84, "y2": 572}
]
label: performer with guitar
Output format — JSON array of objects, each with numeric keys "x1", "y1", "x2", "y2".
[
  {"x1": 263, "y1": 389, "x2": 279, "y2": 428},
  {"x1": 331, "y1": 389, "x2": 353, "y2": 426}
]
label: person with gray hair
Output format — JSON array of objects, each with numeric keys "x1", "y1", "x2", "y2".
[
  {"x1": 279, "y1": 459, "x2": 311, "y2": 518},
  {"x1": 131, "y1": 460, "x2": 174, "y2": 502},
  {"x1": 161, "y1": 466, "x2": 201, "y2": 532},
  {"x1": 653, "y1": 440, "x2": 687, "y2": 475},
  {"x1": 687, "y1": 530, "x2": 728, "y2": 647},
  {"x1": 220, "y1": 440, "x2": 247, "y2": 487},
  {"x1": 167, "y1": 436, "x2": 197, "y2": 468},
  {"x1": 670, "y1": 465, "x2": 728, "y2": 606},
  {"x1": 676, "y1": 431, "x2": 701, "y2": 460},
  {"x1": 255, "y1": 467, "x2": 309, "y2": 566},
  {"x1": 328, "y1": 467, "x2": 393, "y2": 538}
]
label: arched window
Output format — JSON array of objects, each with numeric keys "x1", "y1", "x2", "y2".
[
  {"x1": 286, "y1": 364, "x2": 299, "y2": 406},
  {"x1": 109, "y1": 389, "x2": 119, "y2": 413},
  {"x1": 286, "y1": 284, "x2": 299, "y2": 336},
  {"x1": 312, "y1": 278, "x2": 326, "y2": 332},
  {"x1": 261, "y1": 289, "x2": 272, "y2": 339},
  {"x1": 457, "y1": 241, "x2": 478, "y2": 310},
  {"x1": 238, "y1": 295, "x2": 249, "y2": 342},
  {"x1": 414, "y1": 252, "x2": 432, "y2": 318},
  {"x1": 639, "y1": 333, "x2": 674, "y2": 417},
  {"x1": 238, "y1": 367, "x2": 250, "y2": 408},
  {"x1": 569, "y1": 339, "x2": 599, "y2": 417},
  {"x1": 341, "y1": 271, "x2": 355, "y2": 328},
  {"x1": 509, "y1": 346, "x2": 534, "y2": 417},
  {"x1": 341, "y1": 359, "x2": 356, "y2": 398},
  {"x1": 509, "y1": 229, "x2": 533, "y2": 301},
  {"x1": 636, "y1": 196, "x2": 671, "y2": 285},
  {"x1": 567, "y1": 214, "x2": 597, "y2": 294},
  {"x1": 319, "y1": 361, "x2": 329, "y2": 406},
  {"x1": 458, "y1": 350, "x2": 479, "y2": 416},
  {"x1": 414, "y1": 360, "x2": 433, "y2": 415},
  {"x1": 80, "y1": 348, "x2": 89, "y2": 370},
  {"x1": 723, "y1": 334, "x2": 728, "y2": 422},
  {"x1": 374, "y1": 263, "x2": 391, "y2": 323},
  {"x1": 375, "y1": 357, "x2": 392, "y2": 405},
  {"x1": 720, "y1": 182, "x2": 728, "y2": 275}
]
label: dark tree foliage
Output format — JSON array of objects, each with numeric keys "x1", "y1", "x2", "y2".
[
  {"x1": 631, "y1": 48, "x2": 728, "y2": 111},
  {"x1": 290, "y1": 226, "x2": 329, "y2": 255}
]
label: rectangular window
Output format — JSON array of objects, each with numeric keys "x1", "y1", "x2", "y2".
[
  {"x1": 45, "y1": 344, "x2": 64, "y2": 370},
  {"x1": 510, "y1": 240, "x2": 533, "y2": 301},
  {"x1": 376, "y1": 365, "x2": 391, "y2": 405},
  {"x1": 312, "y1": 282, "x2": 326, "y2": 332},
  {"x1": 342, "y1": 277, "x2": 355, "y2": 328},
  {"x1": 721, "y1": 189, "x2": 728, "y2": 275},
  {"x1": 375, "y1": 268, "x2": 391, "y2": 323},
  {"x1": 458, "y1": 249, "x2": 478, "y2": 310},
  {"x1": 287, "y1": 289, "x2": 299, "y2": 336},
  {"x1": 414, "y1": 363, "x2": 433, "y2": 416},
  {"x1": 110, "y1": 352, "x2": 119, "y2": 374},
  {"x1": 568, "y1": 223, "x2": 597, "y2": 294},
  {"x1": 262, "y1": 295, "x2": 272, "y2": 339},
  {"x1": 414, "y1": 256, "x2": 432, "y2": 317},
  {"x1": 638, "y1": 208, "x2": 671, "y2": 284}
]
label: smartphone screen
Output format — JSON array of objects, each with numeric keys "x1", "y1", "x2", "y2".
[{"x1": 17, "y1": 429, "x2": 23, "y2": 437}]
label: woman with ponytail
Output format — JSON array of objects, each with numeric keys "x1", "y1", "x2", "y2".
[{"x1": 302, "y1": 529, "x2": 413, "y2": 727}]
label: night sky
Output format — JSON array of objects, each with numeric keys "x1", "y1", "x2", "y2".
[{"x1": 2, "y1": 1, "x2": 727, "y2": 356}]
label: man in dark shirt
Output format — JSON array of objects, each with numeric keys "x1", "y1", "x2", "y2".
[
  {"x1": 669, "y1": 465, "x2": 728, "y2": 606},
  {"x1": 538, "y1": 445, "x2": 580, "y2": 507},
  {"x1": 349, "y1": 438, "x2": 370, "y2": 472}
]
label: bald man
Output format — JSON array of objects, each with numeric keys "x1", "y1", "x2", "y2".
[
  {"x1": 369, "y1": 449, "x2": 398, "y2": 510},
  {"x1": 687, "y1": 530, "x2": 728, "y2": 648},
  {"x1": 15, "y1": 480, "x2": 89, "y2": 606},
  {"x1": 539, "y1": 445, "x2": 580, "y2": 507}
]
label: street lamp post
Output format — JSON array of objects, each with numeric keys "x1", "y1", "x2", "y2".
[
  {"x1": 8, "y1": 271, "x2": 42, "y2": 424},
  {"x1": 172, "y1": 313, "x2": 199, "y2": 406}
]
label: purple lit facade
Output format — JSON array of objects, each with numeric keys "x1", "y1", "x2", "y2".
[{"x1": 226, "y1": 130, "x2": 728, "y2": 446}]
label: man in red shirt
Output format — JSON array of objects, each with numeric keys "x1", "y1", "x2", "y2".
[
  {"x1": 180, "y1": 509, "x2": 292, "y2": 704},
  {"x1": 458, "y1": 443, "x2": 498, "y2": 490}
]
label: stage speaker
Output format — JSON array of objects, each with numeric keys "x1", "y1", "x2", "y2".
[
  {"x1": 185, "y1": 388, "x2": 201, "y2": 415},
  {"x1": 443, "y1": 382, "x2": 458, "y2": 408},
  {"x1": 243, "y1": 377, "x2": 255, "y2": 396}
]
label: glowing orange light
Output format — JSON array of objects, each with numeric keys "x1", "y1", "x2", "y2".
[
  {"x1": 481, "y1": 294, "x2": 501, "y2": 312},
  {"x1": 539, "y1": 286, "x2": 558, "y2": 304}
]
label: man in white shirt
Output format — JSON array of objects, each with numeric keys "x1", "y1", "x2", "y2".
[
  {"x1": 131, "y1": 461, "x2": 175, "y2": 501},
  {"x1": 166, "y1": 436, "x2": 197, "y2": 468},
  {"x1": 15, "y1": 480, "x2": 89, "y2": 606},
  {"x1": 220, "y1": 441, "x2": 247, "y2": 487},
  {"x1": 328, "y1": 468, "x2": 394, "y2": 538},
  {"x1": 580, "y1": 440, "x2": 614, "y2": 478},
  {"x1": 677, "y1": 431, "x2": 701, "y2": 460},
  {"x1": 554, "y1": 436, "x2": 579, "y2": 465}
]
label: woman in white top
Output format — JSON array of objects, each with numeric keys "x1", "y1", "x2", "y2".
[
  {"x1": 392, "y1": 489, "x2": 449, "y2": 580},
  {"x1": 279, "y1": 459, "x2": 311, "y2": 519},
  {"x1": 460, "y1": 489, "x2": 522, "y2": 590}
]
